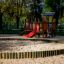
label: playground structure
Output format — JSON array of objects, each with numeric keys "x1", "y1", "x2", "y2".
[{"x1": 22, "y1": 12, "x2": 56, "y2": 38}]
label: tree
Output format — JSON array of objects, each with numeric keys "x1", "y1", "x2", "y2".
[
  {"x1": 0, "y1": 1, "x2": 7, "y2": 29},
  {"x1": 45, "y1": 0, "x2": 61, "y2": 27},
  {"x1": 0, "y1": 0, "x2": 14, "y2": 29},
  {"x1": 60, "y1": 0, "x2": 64, "y2": 18},
  {"x1": 3, "y1": 0, "x2": 22, "y2": 29},
  {"x1": 7, "y1": 0, "x2": 29, "y2": 29},
  {"x1": 28, "y1": 0, "x2": 43, "y2": 22}
]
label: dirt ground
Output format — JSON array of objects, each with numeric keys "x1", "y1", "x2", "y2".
[
  {"x1": 0, "y1": 55, "x2": 64, "y2": 64},
  {"x1": 0, "y1": 40, "x2": 64, "y2": 52},
  {"x1": 0, "y1": 40, "x2": 64, "y2": 64}
]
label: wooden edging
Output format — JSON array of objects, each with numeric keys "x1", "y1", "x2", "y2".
[{"x1": 0, "y1": 49, "x2": 64, "y2": 59}]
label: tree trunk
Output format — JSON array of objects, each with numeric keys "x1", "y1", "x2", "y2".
[
  {"x1": 16, "y1": 16, "x2": 20, "y2": 29},
  {"x1": 61, "y1": 6, "x2": 64, "y2": 18},
  {"x1": 0, "y1": 12, "x2": 3, "y2": 30}
]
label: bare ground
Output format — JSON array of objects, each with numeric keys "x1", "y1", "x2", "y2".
[{"x1": 0, "y1": 40, "x2": 64, "y2": 64}]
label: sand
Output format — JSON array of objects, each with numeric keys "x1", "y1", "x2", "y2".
[{"x1": 0, "y1": 40, "x2": 64, "y2": 64}]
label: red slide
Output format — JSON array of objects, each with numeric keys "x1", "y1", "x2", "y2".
[
  {"x1": 22, "y1": 31, "x2": 36, "y2": 38},
  {"x1": 22, "y1": 23, "x2": 40, "y2": 38}
]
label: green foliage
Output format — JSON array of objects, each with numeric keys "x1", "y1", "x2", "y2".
[
  {"x1": 2, "y1": 0, "x2": 63, "y2": 29},
  {"x1": 45, "y1": 0, "x2": 60, "y2": 7},
  {"x1": 61, "y1": 2, "x2": 64, "y2": 7},
  {"x1": 61, "y1": 17, "x2": 64, "y2": 23},
  {"x1": 44, "y1": 5, "x2": 53, "y2": 12},
  {"x1": 45, "y1": 0, "x2": 61, "y2": 12},
  {"x1": 2, "y1": 13, "x2": 16, "y2": 29}
]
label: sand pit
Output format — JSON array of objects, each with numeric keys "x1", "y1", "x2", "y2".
[{"x1": 0, "y1": 40, "x2": 64, "y2": 64}]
